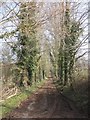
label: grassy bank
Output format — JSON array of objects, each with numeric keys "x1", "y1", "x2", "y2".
[
  {"x1": 0, "y1": 79, "x2": 47, "y2": 118},
  {"x1": 62, "y1": 80, "x2": 88, "y2": 116},
  {"x1": 54, "y1": 69, "x2": 88, "y2": 116}
]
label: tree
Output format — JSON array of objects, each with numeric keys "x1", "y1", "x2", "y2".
[{"x1": 12, "y1": 2, "x2": 38, "y2": 86}]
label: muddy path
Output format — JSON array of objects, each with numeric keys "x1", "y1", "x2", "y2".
[{"x1": 5, "y1": 78, "x2": 87, "y2": 119}]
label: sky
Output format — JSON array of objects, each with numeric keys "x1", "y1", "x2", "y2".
[
  {"x1": 0, "y1": 0, "x2": 89, "y2": 2},
  {"x1": 0, "y1": 1, "x2": 89, "y2": 61}
]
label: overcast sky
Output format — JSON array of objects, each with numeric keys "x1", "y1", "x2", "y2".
[
  {"x1": 0, "y1": 0, "x2": 89, "y2": 2},
  {"x1": 0, "y1": 1, "x2": 89, "y2": 61}
]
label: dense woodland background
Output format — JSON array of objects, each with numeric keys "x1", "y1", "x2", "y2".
[{"x1": 0, "y1": 1, "x2": 89, "y2": 117}]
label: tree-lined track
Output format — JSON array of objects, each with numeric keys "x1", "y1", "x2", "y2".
[
  {"x1": 6, "y1": 78, "x2": 86, "y2": 119},
  {"x1": 0, "y1": 1, "x2": 88, "y2": 118}
]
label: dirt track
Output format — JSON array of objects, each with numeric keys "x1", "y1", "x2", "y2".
[{"x1": 6, "y1": 78, "x2": 87, "y2": 119}]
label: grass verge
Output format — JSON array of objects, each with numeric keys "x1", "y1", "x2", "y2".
[
  {"x1": 0, "y1": 79, "x2": 47, "y2": 118},
  {"x1": 62, "y1": 83, "x2": 88, "y2": 116}
]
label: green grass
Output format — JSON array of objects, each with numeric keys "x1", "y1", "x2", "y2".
[
  {"x1": 62, "y1": 82, "x2": 88, "y2": 115},
  {"x1": 0, "y1": 79, "x2": 47, "y2": 118}
]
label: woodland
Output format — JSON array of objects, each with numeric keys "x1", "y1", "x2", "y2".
[{"x1": 0, "y1": 1, "x2": 88, "y2": 118}]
